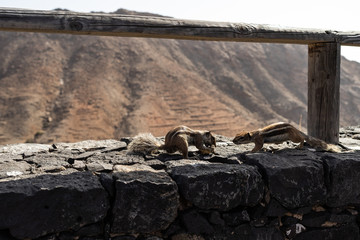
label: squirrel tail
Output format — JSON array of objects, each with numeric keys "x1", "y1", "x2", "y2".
[
  {"x1": 127, "y1": 133, "x2": 164, "y2": 155},
  {"x1": 303, "y1": 134, "x2": 342, "y2": 153}
]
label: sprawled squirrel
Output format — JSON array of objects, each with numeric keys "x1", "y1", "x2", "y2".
[
  {"x1": 233, "y1": 122, "x2": 341, "y2": 153},
  {"x1": 128, "y1": 125, "x2": 216, "y2": 159}
]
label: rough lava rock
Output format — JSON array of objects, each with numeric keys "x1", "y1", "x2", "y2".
[
  {"x1": 243, "y1": 150, "x2": 327, "y2": 209},
  {"x1": 0, "y1": 170, "x2": 110, "y2": 239},
  {"x1": 0, "y1": 131, "x2": 359, "y2": 239},
  {"x1": 167, "y1": 160, "x2": 264, "y2": 210},
  {"x1": 181, "y1": 209, "x2": 215, "y2": 234},
  {"x1": 322, "y1": 152, "x2": 360, "y2": 207},
  {"x1": 111, "y1": 164, "x2": 179, "y2": 234},
  {"x1": 294, "y1": 222, "x2": 360, "y2": 240}
]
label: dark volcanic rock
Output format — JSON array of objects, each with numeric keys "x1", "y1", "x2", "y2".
[
  {"x1": 0, "y1": 230, "x2": 15, "y2": 240},
  {"x1": 244, "y1": 150, "x2": 327, "y2": 208},
  {"x1": 265, "y1": 198, "x2": 288, "y2": 217},
  {"x1": 214, "y1": 224, "x2": 284, "y2": 240},
  {"x1": 209, "y1": 211, "x2": 226, "y2": 226},
  {"x1": 167, "y1": 160, "x2": 264, "y2": 210},
  {"x1": 250, "y1": 227, "x2": 284, "y2": 240},
  {"x1": 74, "y1": 223, "x2": 104, "y2": 238},
  {"x1": 223, "y1": 209, "x2": 251, "y2": 226},
  {"x1": 322, "y1": 152, "x2": 360, "y2": 207},
  {"x1": 144, "y1": 159, "x2": 166, "y2": 170},
  {"x1": 294, "y1": 222, "x2": 360, "y2": 240},
  {"x1": 0, "y1": 170, "x2": 110, "y2": 239},
  {"x1": 111, "y1": 164, "x2": 179, "y2": 234},
  {"x1": 300, "y1": 211, "x2": 329, "y2": 228},
  {"x1": 181, "y1": 209, "x2": 214, "y2": 234},
  {"x1": 0, "y1": 137, "x2": 360, "y2": 239}
]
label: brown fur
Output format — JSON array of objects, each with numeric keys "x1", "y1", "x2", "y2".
[
  {"x1": 233, "y1": 122, "x2": 341, "y2": 153},
  {"x1": 128, "y1": 125, "x2": 216, "y2": 159}
]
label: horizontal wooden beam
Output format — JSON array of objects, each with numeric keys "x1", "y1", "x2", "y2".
[
  {"x1": 339, "y1": 32, "x2": 360, "y2": 46},
  {"x1": 0, "y1": 8, "x2": 360, "y2": 46}
]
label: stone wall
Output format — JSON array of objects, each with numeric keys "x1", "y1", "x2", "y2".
[{"x1": 0, "y1": 132, "x2": 360, "y2": 240}]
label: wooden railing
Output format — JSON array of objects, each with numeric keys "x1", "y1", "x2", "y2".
[{"x1": 1, "y1": 8, "x2": 359, "y2": 143}]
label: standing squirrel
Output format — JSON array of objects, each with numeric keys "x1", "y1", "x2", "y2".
[
  {"x1": 233, "y1": 122, "x2": 341, "y2": 153},
  {"x1": 127, "y1": 125, "x2": 216, "y2": 159}
]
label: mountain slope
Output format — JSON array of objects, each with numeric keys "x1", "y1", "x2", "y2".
[{"x1": 0, "y1": 14, "x2": 359, "y2": 144}]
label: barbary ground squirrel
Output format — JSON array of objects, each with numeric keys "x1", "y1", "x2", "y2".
[
  {"x1": 233, "y1": 122, "x2": 341, "y2": 153},
  {"x1": 128, "y1": 125, "x2": 216, "y2": 159}
]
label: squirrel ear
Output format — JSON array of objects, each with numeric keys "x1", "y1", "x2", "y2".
[{"x1": 212, "y1": 136, "x2": 216, "y2": 146}]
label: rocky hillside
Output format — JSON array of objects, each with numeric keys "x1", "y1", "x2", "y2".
[{"x1": 0, "y1": 10, "x2": 360, "y2": 144}]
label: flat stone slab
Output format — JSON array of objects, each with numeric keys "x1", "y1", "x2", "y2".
[
  {"x1": 0, "y1": 155, "x2": 32, "y2": 178},
  {"x1": 53, "y1": 139, "x2": 126, "y2": 151},
  {"x1": 0, "y1": 143, "x2": 51, "y2": 155}
]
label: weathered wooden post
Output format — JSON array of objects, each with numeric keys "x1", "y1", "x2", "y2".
[{"x1": 308, "y1": 42, "x2": 340, "y2": 143}]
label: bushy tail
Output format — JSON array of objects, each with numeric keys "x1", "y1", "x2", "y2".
[
  {"x1": 304, "y1": 135, "x2": 342, "y2": 153},
  {"x1": 127, "y1": 133, "x2": 164, "y2": 155}
]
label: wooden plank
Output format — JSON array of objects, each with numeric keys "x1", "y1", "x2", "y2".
[
  {"x1": 308, "y1": 42, "x2": 340, "y2": 143},
  {"x1": 0, "y1": 8, "x2": 359, "y2": 45},
  {"x1": 338, "y1": 31, "x2": 360, "y2": 46}
]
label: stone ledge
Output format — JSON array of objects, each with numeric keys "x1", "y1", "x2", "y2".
[{"x1": 0, "y1": 133, "x2": 359, "y2": 239}]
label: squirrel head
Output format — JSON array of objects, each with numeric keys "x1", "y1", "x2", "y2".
[
  {"x1": 233, "y1": 131, "x2": 252, "y2": 144},
  {"x1": 204, "y1": 131, "x2": 216, "y2": 147}
]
